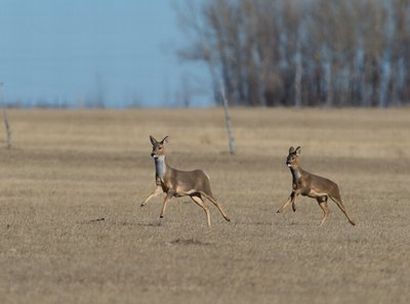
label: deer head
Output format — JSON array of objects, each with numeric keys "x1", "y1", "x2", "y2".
[
  {"x1": 286, "y1": 146, "x2": 301, "y2": 168},
  {"x1": 149, "y1": 135, "x2": 169, "y2": 159}
]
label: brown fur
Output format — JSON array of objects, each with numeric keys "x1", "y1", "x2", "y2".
[
  {"x1": 140, "y1": 135, "x2": 230, "y2": 227},
  {"x1": 277, "y1": 146, "x2": 356, "y2": 226}
]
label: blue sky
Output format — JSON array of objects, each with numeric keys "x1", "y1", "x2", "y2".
[{"x1": 0, "y1": 0, "x2": 209, "y2": 107}]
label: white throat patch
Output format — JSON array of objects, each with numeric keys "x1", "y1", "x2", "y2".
[{"x1": 155, "y1": 156, "x2": 166, "y2": 179}]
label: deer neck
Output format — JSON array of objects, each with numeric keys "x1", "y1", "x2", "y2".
[
  {"x1": 154, "y1": 155, "x2": 167, "y2": 180},
  {"x1": 290, "y1": 166, "x2": 303, "y2": 182}
]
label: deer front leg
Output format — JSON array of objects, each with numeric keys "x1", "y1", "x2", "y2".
[
  {"x1": 291, "y1": 188, "x2": 304, "y2": 212},
  {"x1": 291, "y1": 194, "x2": 297, "y2": 212},
  {"x1": 277, "y1": 192, "x2": 296, "y2": 213},
  {"x1": 160, "y1": 191, "x2": 174, "y2": 219},
  {"x1": 140, "y1": 185, "x2": 162, "y2": 207}
]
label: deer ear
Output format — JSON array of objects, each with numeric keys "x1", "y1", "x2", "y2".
[
  {"x1": 160, "y1": 136, "x2": 169, "y2": 144},
  {"x1": 295, "y1": 146, "x2": 301, "y2": 155},
  {"x1": 289, "y1": 146, "x2": 295, "y2": 154},
  {"x1": 149, "y1": 135, "x2": 157, "y2": 145}
]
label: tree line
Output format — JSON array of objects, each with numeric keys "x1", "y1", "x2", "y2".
[{"x1": 176, "y1": 0, "x2": 410, "y2": 107}]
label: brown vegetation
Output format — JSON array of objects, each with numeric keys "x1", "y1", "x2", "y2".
[{"x1": 0, "y1": 108, "x2": 409, "y2": 303}]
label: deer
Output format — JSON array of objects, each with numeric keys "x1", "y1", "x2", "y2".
[
  {"x1": 276, "y1": 146, "x2": 356, "y2": 226},
  {"x1": 140, "y1": 135, "x2": 231, "y2": 227}
]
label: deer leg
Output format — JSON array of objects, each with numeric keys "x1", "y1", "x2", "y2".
[
  {"x1": 191, "y1": 195, "x2": 211, "y2": 227},
  {"x1": 329, "y1": 195, "x2": 356, "y2": 226},
  {"x1": 291, "y1": 194, "x2": 297, "y2": 212},
  {"x1": 277, "y1": 192, "x2": 296, "y2": 213},
  {"x1": 201, "y1": 193, "x2": 230, "y2": 222},
  {"x1": 159, "y1": 191, "x2": 174, "y2": 219},
  {"x1": 291, "y1": 189, "x2": 305, "y2": 212},
  {"x1": 317, "y1": 196, "x2": 330, "y2": 226},
  {"x1": 140, "y1": 186, "x2": 162, "y2": 207}
]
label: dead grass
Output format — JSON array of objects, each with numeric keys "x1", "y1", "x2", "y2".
[{"x1": 0, "y1": 108, "x2": 409, "y2": 304}]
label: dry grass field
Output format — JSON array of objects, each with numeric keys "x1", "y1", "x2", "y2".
[{"x1": 0, "y1": 108, "x2": 409, "y2": 304}]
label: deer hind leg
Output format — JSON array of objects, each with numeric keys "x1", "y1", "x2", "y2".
[
  {"x1": 201, "y1": 192, "x2": 230, "y2": 222},
  {"x1": 191, "y1": 195, "x2": 211, "y2": 227},
  {"x1": 141, "y1": 185, "x2": 162, "y2": 207},
  {"x1": 317, "y1": 196, "x2": 330, "y2": 226},
  {"x1": 329, "y1": 195, "x2": 356, "y2": 226},
  {"x1": 277, "y1": 192, "x2": 295, "y2": 213}
]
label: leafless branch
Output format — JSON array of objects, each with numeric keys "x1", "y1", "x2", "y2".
[
  {"x1": 220, "y1": 83, "x2": 235, "y2": 155},
  {"x1": 0, "y1": 83, "x2": 12, "y2": 149}
]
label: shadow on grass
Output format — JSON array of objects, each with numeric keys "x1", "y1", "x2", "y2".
[
  {"x1": 79, "y1": 217, "x2": 105, "y2": 224},
  {"x1": 167, "y1": 238, "x2": 211, "y2": 246},
  {"x1": 79, "y1": 218, "x2": 164, "y2": 227},
  {"x1": 233, "y1": 221, "x2": 272, "y2": 226},
  {"x1": 133, "y1": 221, "x2": 162, "y2": 227}
]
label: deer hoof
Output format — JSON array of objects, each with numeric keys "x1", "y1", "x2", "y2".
[
  {"x1": 160, "y1": 215, "x2": 164, "y2": 218},
  {"x1": 276, "y1": 209, "x2": 281, "y2": 213},
  {"x1": 140, "y1": 203, "x2": 145, "y2": 207}
]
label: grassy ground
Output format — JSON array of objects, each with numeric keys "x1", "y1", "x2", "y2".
[{"x1": 0, "y1": 108, "x2": 409, "y2": 304}]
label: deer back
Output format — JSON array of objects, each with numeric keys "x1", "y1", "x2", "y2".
[
  {"x1": 165, "y1": 167, "x2": 213, "y2": 197},
  {"x1": 306, "y1": 170, "x2": 339, "y2": 195}
]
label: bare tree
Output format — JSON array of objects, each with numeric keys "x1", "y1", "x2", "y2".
[
  {"x1": 176, "y1": 0, "x2": 410, "y2": 107},
  {"x1": 0, "y1": 83, "x2": 12, "y2": 149},
  {"x1": 220, "y1": 83, "x2": 235, "y2": 155}
]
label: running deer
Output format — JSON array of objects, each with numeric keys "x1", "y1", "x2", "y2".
[
  {"x1": 276, "y1": 146, "x2": 356, "y2": 226},
  {"x1": 140, "y1": 135, "x2": 231, "y2": 227}
]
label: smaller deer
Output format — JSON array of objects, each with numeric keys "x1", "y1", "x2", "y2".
[
  {"x1": 140, "y1": 135, "x2": 231, "y2": 227},
  {"x1": 277, "y1": 146, "x2": 356, "y2": 226}
]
